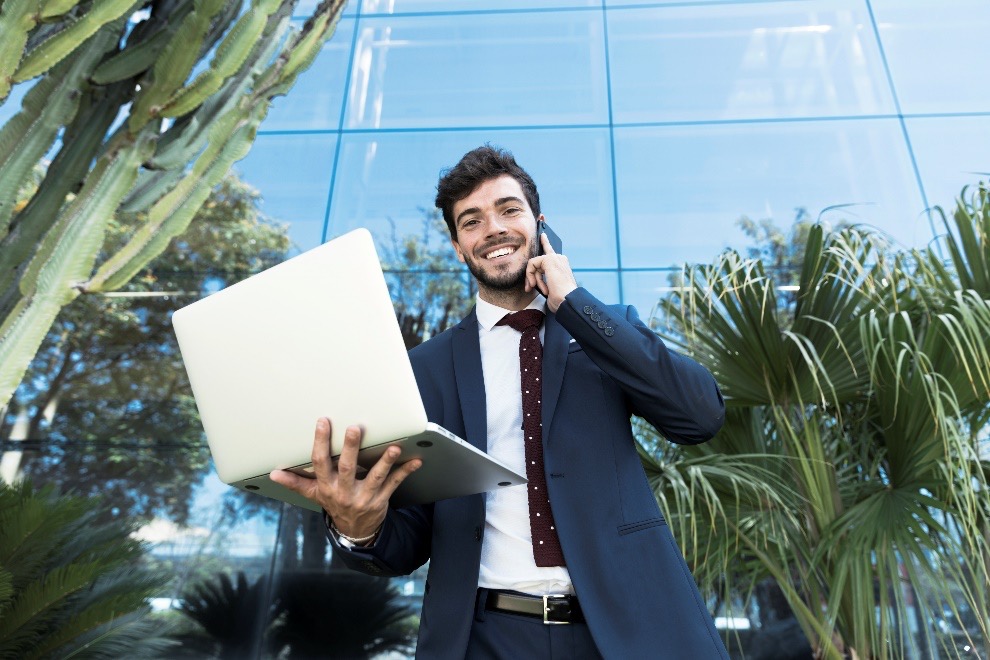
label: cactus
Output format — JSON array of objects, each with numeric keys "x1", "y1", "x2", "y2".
[{"x1": 0, "y1": 0, "x2": 350, "y2": 408}]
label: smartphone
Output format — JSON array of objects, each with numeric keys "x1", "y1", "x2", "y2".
[{"x1": 537, "y1": 220, "x2": 563, "y2": 256}]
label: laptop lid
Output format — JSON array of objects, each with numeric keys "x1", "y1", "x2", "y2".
[{"x1": 172, "y1": 228, "x2": 525, "y2": 509}]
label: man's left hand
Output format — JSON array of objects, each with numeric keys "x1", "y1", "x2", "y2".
[{"x1": 526, "y1": 232, "x2": 577, "y2": 312}]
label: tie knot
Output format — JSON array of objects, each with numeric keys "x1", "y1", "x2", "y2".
[{"x1": 496, "y1": 309, "x2": 544, "y2": 332}]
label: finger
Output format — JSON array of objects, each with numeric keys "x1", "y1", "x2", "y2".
[
  {"x1": 364, "y1": 444, "x2": 402, "y2": 490},
  {"x1": 270, "y1": 469, "x2": 318, "y2": 499},
  {"x1": 375, "y1": 458, "x2": 423, "y2": 504},
  {"x1": 525, "y1": 256, "x2": 542, "y2": 292},
  {"x1": 540, "y1": 231, "x2": 556, "y2": 255},
  {"x1": 335, "y1": 425, "x2": 363, "y2": 489},
  {"x1": 310, "y1": 417, "x2": 335, "y2": 481}
]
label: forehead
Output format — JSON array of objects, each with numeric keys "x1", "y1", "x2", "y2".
[{"x1": 452, "y1": 175, "x2": 530, "y2": 217}]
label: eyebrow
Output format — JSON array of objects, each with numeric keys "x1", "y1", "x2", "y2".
[{"x1": 455, "y1": 196, "x2": 526, "y2": 227}]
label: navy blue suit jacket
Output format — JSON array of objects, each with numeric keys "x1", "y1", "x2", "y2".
[{"x1": 333, "y1": 288, "x2": 729, "y2": 658}]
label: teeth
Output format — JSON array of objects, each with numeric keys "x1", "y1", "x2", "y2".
[{"x1": 486, "y1": 247, "x2": 515, "y2": 259}]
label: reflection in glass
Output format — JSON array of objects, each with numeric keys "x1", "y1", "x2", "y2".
[
  {"x1": 328, "y1": 129, "x2": 617, "y2": 268},
  {"x1": 872, "y1": 0, "x2": 990, "y2": 114},
  {"x1": 234, "y1": 133, "x2": 339, "y2": 253},
  {"x1": 261, "y1": 19, "x2": 356, "y2": 131},
  {"x1": 621, "y1": 270, "x2": 680, "y2": 326},
  {"x1": 343, "y1": 12, "x2": 607, "y2": 129},
  {"x1": 907, "y1": 116, "x2": 990, "y2": 213},
  {"x1": 361, "y1": 0, "x2": 597, "y2": 12},
  {"x1": 613, "y1": 120, "x2": 927, "y2": 268},
  {"x1": 607, "y1": 0, "x2": 894, "y2": 122}
]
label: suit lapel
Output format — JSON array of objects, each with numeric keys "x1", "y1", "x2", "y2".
[
  {"x1": 541, "y1": 311, "x2": 569, "y2": 446},
  {"x1": 452, "y1": 308, "x2": 488, "y2": 452}
]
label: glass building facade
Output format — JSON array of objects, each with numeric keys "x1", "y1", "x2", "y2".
[{"x1": 2, "y1": 0, "x2": 988, "y2": 656}]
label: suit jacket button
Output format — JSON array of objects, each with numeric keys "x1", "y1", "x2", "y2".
[
  {"x1": 598, "y1": 319, "x2": 607, "y2": 329},
  {"x1": 583, "y1": 305, "x2": 594, "y2": 315},
  {"x1": 591, "y1": 313, "x2": 601, "y2": 322},
  {"x1": 604, "y1": 327, "x2": 615, "y2": 337}
]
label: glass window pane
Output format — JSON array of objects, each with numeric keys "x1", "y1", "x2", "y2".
[
  {"x1": 621, "y1": 270, "x2": 679, "y2": 323},
  {"x1": 328, "y1": 129, "x2": 617, "y2": 268},
  {"x1": 607, "y1": 0, "x2": 784, "y2": 4},
  {"x1": 907, "y1": 116, "x2": 990, "y2": 212},
  {"x1": 261, "y1": 19, "x2": 355, "y2": 131},
  {"x1": 872, "y1": 0, "x2": 990, "y2": 114},
  {"x1": 295, "y1": 0, "x2": 358, "y2": 16},
  {"x1": 343, "y1": 12, "x2": 608, "y2": 129},
  {"x1": 607, "y1": 0, "x2": 895, "y2": 122},
  {"x1": 573, "y1": 270, "x2": 620, "y2": 306},
  {"x1": 361, "y1": 0, "x2": 598, "y2": 12},
  {"x1": 613, "y1": 120, "x2": 928, "y2": 269},
  {"x1": 234, "y1": 133, "x2": 338, "y2": 252}
]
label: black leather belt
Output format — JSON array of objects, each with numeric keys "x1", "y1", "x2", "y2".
[{"x1": 485, "y1": 590, "x2": 584, "y2": 625}]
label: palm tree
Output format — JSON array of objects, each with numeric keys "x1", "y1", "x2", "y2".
[
  {"x1": 270, "y1": 571, "x2": 416, "y2": 659},
  {"x1": 640, "y1": 184, "x2": 990, "y2": 659},
  {"x1": 0, "y1": 481, "x2": 173, "y2": 659},
  {"x1": 178, "y1": 569, "x2": 416, "y2": 659}
]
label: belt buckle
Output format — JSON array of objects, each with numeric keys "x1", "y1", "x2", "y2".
[{"x1": 542, "y1": 594, "x2": 570, "y2": 625}]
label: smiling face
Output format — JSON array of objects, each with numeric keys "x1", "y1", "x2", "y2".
[{"x1": 450, "y1": 175, "x2": 542, "y2": 302}]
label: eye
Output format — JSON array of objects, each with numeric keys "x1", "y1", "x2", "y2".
[{"x1": 504, "y1": 207, "x2": 522, "y2": 215}]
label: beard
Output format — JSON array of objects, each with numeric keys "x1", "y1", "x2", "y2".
[{"x1": 464, "y1": 237, "x2": 537, "y2": 292}]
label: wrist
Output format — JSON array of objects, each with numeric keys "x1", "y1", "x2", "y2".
[{"x1": 326, "y1": 513, "x2": 382, "y2": 548}]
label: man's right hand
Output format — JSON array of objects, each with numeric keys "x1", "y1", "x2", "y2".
[{"x1": 270, "y1": 417, "x2": 422, "y2": 540}]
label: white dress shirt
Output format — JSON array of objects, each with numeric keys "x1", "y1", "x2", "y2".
[{"x1": 474, "y1": 294, "x2": 573, "y2": 595}]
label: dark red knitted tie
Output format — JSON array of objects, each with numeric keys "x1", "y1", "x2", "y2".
[{"x1": 496, "y1": 309, "x2": 565, "y2": 567}]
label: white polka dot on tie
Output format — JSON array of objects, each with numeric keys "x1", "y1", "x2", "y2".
[
  {"x1": 536, "y1": 512, "x2": 540, "y2": 516},
  {"x1": 540, "y1": 541, "x2": 544, "y2": 544},
  {"x1": 550, "y1": 526, "x2": 554, "y2": 530}
]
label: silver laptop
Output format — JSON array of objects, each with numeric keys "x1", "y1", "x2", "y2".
[{"x1": 171, "y1": 228, "x2": 525, "y2": 511}]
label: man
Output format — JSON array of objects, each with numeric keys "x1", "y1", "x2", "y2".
[{"x1": 271, "y1": 146, "x2": 729, "y2": 658}]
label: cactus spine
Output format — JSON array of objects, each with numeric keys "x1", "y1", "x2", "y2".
[{"x1": 0, "y1": 0, "x2": 349, "y2": 408}]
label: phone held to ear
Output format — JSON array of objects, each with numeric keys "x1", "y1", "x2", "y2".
[{"x1": 537, "y1": 220, "x2": 563, "y2": 256}]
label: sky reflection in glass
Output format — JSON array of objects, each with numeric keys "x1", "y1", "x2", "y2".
[
  {"x1": 233, "y1": 133, "x2": 339, "y2": 253},
  {"x1": 614, "y1": 119, "x2": 926, "y2": 268},
  {"x1": 872, "y1": 0, "x2": 990, "y2": 114},
  {"x1": 343, "y1": 12, "x2": 608, "y2": 129},
  {"x1": 607, "y1": 0, "x2": 894, "y2": 123}
]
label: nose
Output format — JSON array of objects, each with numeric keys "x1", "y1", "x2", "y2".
[{"x1": 485, "y1": 213, "x2": 508, "y2": 238}]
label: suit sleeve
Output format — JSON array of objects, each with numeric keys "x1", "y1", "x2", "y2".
[
  {"x1": 554, "y1": 287, "x2": 724, "y2": 444},
  {"x1": 326, "y1": 502, "x2": 432, "y2": 577}
]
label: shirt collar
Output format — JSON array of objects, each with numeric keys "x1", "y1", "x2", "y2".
[{"x1": 476, "y1": 293, "x2": 547, "y2": 331}]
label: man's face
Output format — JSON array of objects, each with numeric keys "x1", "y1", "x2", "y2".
[{"x1": 449, "y1": 175, "x2": 541, "y2": 293}]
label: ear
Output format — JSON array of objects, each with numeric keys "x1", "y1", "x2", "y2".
[{"x1": 450, "y1": 238, "x2": 466, "y2": 263}]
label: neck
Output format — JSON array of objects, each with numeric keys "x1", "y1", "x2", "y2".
[{"x1": 478, "y1": 286, "x2": 538, "y2": 311}]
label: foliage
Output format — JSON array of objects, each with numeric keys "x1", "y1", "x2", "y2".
[
  {"x1": 0, "y1": 480, "x2": 174, "y2": 659},
  {"x1": 2, "y1": 175, "x2": 290, "y2": 525},
  {"x1": 0, "y1": 0, "x2": 349, "y2": 409},
  {"x1": 178, "y1": 570, "x2": 416, "y2": 659},
  {"x1": 643, "y1": 184, "x2": 990, "y2": 659},
  {"x1": 177, "y1": 571, "x2": 274, "y2": 659}
]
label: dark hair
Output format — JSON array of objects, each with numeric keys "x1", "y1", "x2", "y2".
[{"x1": 435, "y1": 145, "x2": 540, "y2": 239}]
